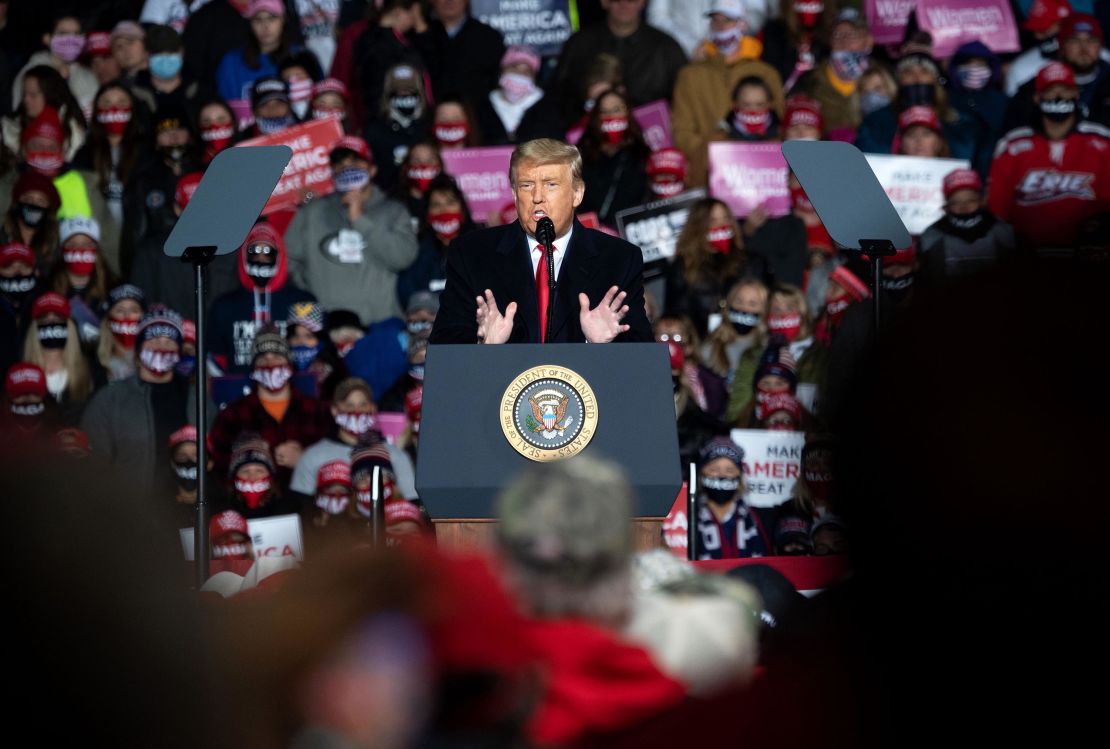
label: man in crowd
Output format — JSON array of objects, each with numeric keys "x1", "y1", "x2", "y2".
[
  {"x1": 111, "y1": 21, "x2": 149, "y2": 83},
  {"x1": 791, "y1": 8, "x2": 873, "y2": 140},
  {"x1": 430, "y1": 138, "x2": 652, "y2": 344},
  {"x1": 418, "y1": 0, "x2": 505, "y2": 105},
  {"x1": 285, "y1": 135, "x2": 418, "y2": 328},
  {"x1": 208, "y1": 326, "x2": 334, "y2": 491}
]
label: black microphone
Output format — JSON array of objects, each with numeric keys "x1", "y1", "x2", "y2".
[{"x1": 535, "y1": 217, "x2": 557, "y2": 341}]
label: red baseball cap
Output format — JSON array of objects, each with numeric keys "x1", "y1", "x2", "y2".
[
  {"x1": 1036, "y1": 61, "x2": 1077, "y2": 92},
  {"x1": 1024, "y1": 0, "x2": 1071, "y2": 33},
  {"x1": 21, "y1": 106, "x2": 64, "y2": 148},
  {"x1": 175, "y1": 172, "x2": 203, "y2": 209},
  {"x1": 31, "y1": 292, "x2": 71, "y2": 320},
  {"x1": 85, "y1": 31, "x2": 113, "y2": 57},
  {"x1": 1060, "y1": 12, "x2": 1103, "y2": 41},
  {"x1": 331, "y1": 135, "x2": 371, "y2": 162},
  {"x1": 210, "y1": 510, "x2": 250, "y2": 540},
  {"x1": 898, "y1": 105, "x2": 941, "y2": 134},
  {"x1": 313, "y1": 77, "x2": 349, "y2": 100},
  {"x1": 828, "y1": 265, "x2": 871, "y2": 302},
  {"x1": 168, "y1": 425, "x2": 198, "y2": 450},
  {"x1": 5, "y1": 362, "x2": 46, "y2": 399},
  {"x1": 943, "y1": 168, "x2": 983, "y2": 198},
  {"x1": 385, "y1": 499, "x2": 425, "y2": 527},
  {"x1": 783, "y1": 98, "x2": 823, "y2": 132},
  {"x1": 316, "y1": 459, "x2": 352, "y2": 490},
  {"x1": 647, "y1": 147, "x2": 687, "y2": 178},
  {"x1": 0, "y1": 242, "x2": 35, "y2": 268}
]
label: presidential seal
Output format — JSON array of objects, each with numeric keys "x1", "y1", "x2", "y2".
[{"x1": 500, "y1": 365, "x2": 598, "y2": 462}]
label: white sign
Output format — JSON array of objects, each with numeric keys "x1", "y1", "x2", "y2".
[
  {"x1": 180, "y1": 513, "x2": 305, "y2": 561},
  {"x1": 864, "y1": 154, "x2": 970, "y2": 235},
  {"x1": 730, "y1": 428, "x2": 806, "y2": 508}
]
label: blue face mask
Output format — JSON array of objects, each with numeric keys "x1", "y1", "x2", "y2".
[
  {"x1": 256, "y1": 116, "x2": 294, "y2": 134},
  {"x1": 860, "y1": 90, "x2": 891, "y2": 116},
  {"x1": 175, "y1": 354, "x2": 196, "y2": 378},
  {"x1": 409, "y1": 363, "x2": 425, "y2": 381},
  {"x1": 290, "y1": 342, "x2": 322, "y2": 370},
  {"x1": 830, "y1": 49, "x2": 868, "y2": 81},
  {"x1": 149, "y1": 53, "x2": 183, "y2": 80}
]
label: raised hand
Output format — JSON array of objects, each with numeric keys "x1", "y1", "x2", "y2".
[
  {"x1": 476, "y1": 288, "x2": 517, "y2": 344},
  {"x1": 579, "y1": 286, "x2": 630, "y2": 343}
]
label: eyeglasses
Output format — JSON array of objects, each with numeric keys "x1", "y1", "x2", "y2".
[{"x1": 657, "y1": 333, "x2": 683, "y2": 343}]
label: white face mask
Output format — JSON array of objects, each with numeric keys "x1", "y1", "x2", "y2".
[
  {"x1": 251, "y1": 363, "x2": 293, "y2": 392},
  {"x1": 335, "y1": 411, "x2": 376, "y2": 436},
  {"x1": 140, "y1": 348, "x2": 180, "y2": 374},
  {"x1": 499, "y1": 72, "x2": 537, "y2": 103},
  {"x1": 315, "y1": 493, "x2": 350, "y2": 515}
]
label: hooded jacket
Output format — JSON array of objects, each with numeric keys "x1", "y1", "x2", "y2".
[{"x1": 208, "y1": 222, "x2": 316, "y2": 374}]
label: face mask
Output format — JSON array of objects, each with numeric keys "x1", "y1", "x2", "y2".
[
  {"x1": 767, "y1": 311, "x2": 802, "y2": 341},
  {"x1": 150, "y1": 52, "x2": 184, "y2": 80},
  {"x1": 956, "y1": 63, "x2": 991, "y2": 90},
  {"x1": 140, "y1": 348, "x2": 180, "y2": 374},
  {"x1": 899, "y1": 83, "x2": 936, "y2": 108},
  {"x1": 64, "y1": 247, "x2": 97, "y2": 276},
  {"x1": 409, "y1": 363, "x2": 425, "y2": 381},
  {"x1": 499, "y1": 72, "x2": 537, "y2": 103},
  {"x1": 256, "y1": 116, "x2": 294, "y2": 135},
  {"x1": 790, "y1": 184, "x2": 815, "y2": 212},
  {"x1": 252, "y1": 363, "x2": 293, "y2": 392},
  {"x1": 173, "y1": 460, "x2": 198, "y2": 491},
  {"x1": 288, "y1": 77, "x2": 313, "y2": 104},
  {"x1": 10, "y1": 400, "x2": 45, "y2": 427},
  {"x1": 175, "y1": 354, "x2": 196, "y2": 377},
  {"x1": 334, "y1": 167, "x2": 370, "y2": 193},
  {"x1": 201, "y1": 123, "x2": 234, "y2": 160},
  {"x1": 407, "y1": 320, "x2": 433, "y2": 337},
  {"x1": 702, "y1": 475, "x2": 741, "y2": 504},
  {"x1": 335, "y1": 411, "x2": 375, "y2": 436},
  {"x1": 1039, "y1": 36, "x2": 1059, "y2": 57},
  {"x1": 213, "y1": 538, "x2": 252, "y2": 559},
  {"x1": 795, "y1": 0, "x2": 823, "y2": 27},
  {"x1": 600, "y1": 115, "x2": 629, "y2": 144},
  {"x1": 313, "y1": 106, "x2": 345, "y2": 122},
  {"x1": 860, "y1": 90, "x2": 891, "y2": 116},
  {"x1": 1040, "y1": 98, "x2": 1077, "y2": 122},
  {"x1": 246, "y1": 261, "x2": 277, "y2": 287},
  {"x1": 434, "y1": 122, "x2": 468, "y2": 146},
  {"x1": 234, "y1": 477, "x2": 271, "y2": 509},
  {"x1": 709, "y1": 26, "x2": 742, "y2": 55},
  {"x1": 406, "y1": 165, "x2": 440, "y2": 193},
  {"x1": 390, "y1": 94, "x2": 421, "y2": 119},
  {"x1": 109, "y1": 316, "x2": 139, "y2": 348},
  {"x1": 290, "y1": 342, "x2": 322, "y2": 370},
  {"x1": 825, "y1": 296, "x2": 851, "y2": 324},
  {"x1": 428, "y1": 210, "x2": 463, "y2": 241},
  {"x1": 948, "y1": 211, "x2": 984, "y2": 230},
  {"x1": 50, "y1": 33, "x2": 85, "y2": 63},
  {"x1": 706, "y1": 224, "x2": 734, "y2": 254},
  {"x1": 0, "y1": 274, "x2": 37, "y2": 299},
  {"x1": 18, "y1": 202, "x2": 47, "y2": 228},
  {"x1": 733, "y1": 108, "x2": 772, "y2": 137},
  {"x1": 159, "y1": 144, "x2": 188, "y2": 165},
  {"x1": 650, "y1": 178, "x2": 685, "y2": 198},
  {"x1": 729, "y1": 310, "x2": 760, "y2": 335},
  {"x1": 830, "y1": 49, "x2": 868, "y2": 81},
  {"x1": 881, "y1": 272, "x2": 914, "y2": 302},
  {"x1": 96, "y1": 106, "x2": 132, "y2": 136},
  {"x1": 316, "y1": 492, "x2": 350, "y2": 515},
  {"x1": 25, "y1": 151, "x2": 64, "y2": 177},
  {"x1": 37, "y1": 322, "x2": 68, "y2": 349}
]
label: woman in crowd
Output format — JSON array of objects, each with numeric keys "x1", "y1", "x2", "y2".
[
  {"x1": 762, "y1": 0, "x2": 836, "y2": 90},
  {"x1": 2, "y1": 171, "x2": 61, "y2": 269},
  {"x1": 2, "y1": 65, "x2": 87, "y2": 163},
  {"x1": 286, "y1": 301, "x2": 346, "y2": 402},
  {"x1": 896, "y1": 106, "x2": 951, "y2": 158},
  {"x1": 95, "y1": 283, "x2": 145, "y2": 383},
  {"x1": 656, "y1": 314, "x2": 728, "y2": 421},
  {"x1": 474, "y1": 45, "x2": 563, "y2": 145},
  {"x1": 9, "y1": 11, "x2": 98, "y2": 114},
  {"x1": 217, "y1": 0, "x2": 294, "y2": 105},
  {"x1": 194, "y1": 97, "x2": 238, "y2": 164},
  {"x1": 365, "y1": 64, "x2": 431, "y2": 191},
  {"x1": 50, "y1": 216, "x2": 116, "y2": 346},
  {"x1": 431, "y1": 95, "x2": 481, "y2": 150},
  {"x1": 310, "y1": 78, "x2": 351, "y2": 131},
  {"x1": 665, "y1": 198, "x2": 765, "y2": 336},
  {"x1": 722, "y1": 76, "x2": 781, "y2": 142},
  {"x1": 397, "y1": 174, "x2": 476, "y2": 309},
  {"x1": 576, "y1": 89, "x2": 650, "y2": 227},
  {"x1": 391, "y1": 140, "x2": 443, "y2": 220},
  {"x1": 22, "y1": 292, "x2": 93, "y2": 421},
  {"x1": 702, "y1": 278, "x2": 769, "y2": 383},
  {"x1": 946, "y1": 40, "x2": 1008, "y2": 175},
  {"x1": 857, "y1": 63, "x2": 898, "y2": 122},
  {"x1": 278, "y1": 51, "x2": 323, "y2": 121},
  {"x1": 692, "y1": 437, "x2": 776, "y2": 560}
]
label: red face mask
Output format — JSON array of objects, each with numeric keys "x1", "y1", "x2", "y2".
[
  {"x1": 794, "y1": 0, "x2": 824, "y2": 27},
  {"x1": 200, "y1": 123, "x2": 234, "y2": 161},
  {"x1": 96, "y1": 105, "x2": 132, "y2": 136},
  {"x1": 234, "y1": 476, "x2": 271, "y2": 509},
  {"x1": 109, "y1": 315, "x2": 139, "y2": 348},
  {"x1": 706, "y1": 224, "x2": 734, "y2": 254},
  {"x1": 599, "y1": 115, "x2": 629, "y2": 144},
  {"x1": 407, "y1": 165, "x2": 440, "y2": 193},
  {"x1": 428, "y1": 210, "x2": 463, "y2": 242},
  {"x1": 733, "y1": 108, "x2": 772, "y2": 136},
  {"x1": 767, "y1": 311, "x2": 803, "y2": 341},
  {"x1": 791, "y1": 184, "x2": 815, "y2": 213},
  {"x1": 825, "y1": 295, "x2": 851, "y2": 323},
  {"x1": 650, "y1": 176, "x2": 685, "y2": 198},
  {"x1": 64, "y1": 246, "x2": 97, "y2": 276},
  {"x1": 25, "y1": 150, "x2": 64, "y2": 177},
  {"x1": 434, "y1": 122, "x2": 468, "y2": 147}
]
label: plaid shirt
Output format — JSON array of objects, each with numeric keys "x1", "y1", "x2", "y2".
[{"x1": 209, "y1": 388, "x2": 335, "y2": 490}]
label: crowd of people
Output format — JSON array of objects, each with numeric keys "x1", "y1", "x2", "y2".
[{"x1": 1, "y1": 1, "x2": 1108, "y2": 572}]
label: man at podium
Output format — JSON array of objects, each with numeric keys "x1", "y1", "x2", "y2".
[{"x1": 429, "y1": 139, "x2": 653, "y2": 344}]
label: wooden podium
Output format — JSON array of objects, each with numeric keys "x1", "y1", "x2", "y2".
[{"x1": 432, "y1": 518, "x2": 665, "y2": 553}]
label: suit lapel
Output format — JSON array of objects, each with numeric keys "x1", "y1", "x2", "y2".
[
  {"x1": 494, "y1": 222, "x2": 540, "y2": 342},
  {"x1": 549, "y1": 220, "x2": 601, "y2": 341}
]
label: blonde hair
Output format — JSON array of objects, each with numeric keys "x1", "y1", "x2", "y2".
[
  {"x1": 23, "y1": 319, "x2": 93, "y2": 404},
  {"x1": 768, "y1": 283, "x2": 813, "y2": 341},
  {"x1": 509, "y1": 138, "x2": 584, "y2": 186},
  {"x1": 96, "y1": 315, "x2": 134, "y2": 369},
  {"x1": 705, "y1": 278, "x2": 770, "y2": 376}
]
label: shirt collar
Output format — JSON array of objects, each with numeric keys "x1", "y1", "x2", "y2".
[{"x1": 526, "y1": 224, "x2": 574, "y2": 254}]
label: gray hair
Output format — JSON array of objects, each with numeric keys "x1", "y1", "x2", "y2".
[{"x1": 509, "y1": 138, "x2": 584, "y2": 187}]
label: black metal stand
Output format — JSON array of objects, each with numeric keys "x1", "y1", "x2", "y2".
[
  {"x1": 184, "y1": 246, "x2": 216, "y2": 587},
  {"x1": 370, "y1": 465, "x2": 385, "y2": 546},
  {"x1": 687, "y1": 462, "x2": 697, "y2": 561},
  {"x1": 858, "y1": 239, "x2": 897, "y2": 348}
]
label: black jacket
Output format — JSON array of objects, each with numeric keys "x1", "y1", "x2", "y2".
[
  {"x1": 473, "y1": 92, "x2": 567, "y2": 146},
  {"x1": 418, "y1": 16, "x2": 505, "y2": 105},
  {"x1": 429, "y1": 218, "x2": 653, "y2": 344}
]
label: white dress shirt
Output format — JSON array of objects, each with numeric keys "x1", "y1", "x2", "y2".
[{"x1": 527, "y1": 225, "x2": 573, "y2": 281}]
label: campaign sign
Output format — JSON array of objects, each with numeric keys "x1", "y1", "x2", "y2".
[
  {"x1": 864, "y1": 154, "x2": 969, "y2": 235},
  {"x1": 730, "y1": 429, "x2": 806, "y2": 508},
  {"x1": 615, "y1": 188, "x2": 707, "y2": 263},
  {"x1": 917, "y1": 0, "x2": 1018, "y2": 58},
  {"x1": 441, "y1": 146, "x2": 515, "y2": 216},
  {"x1": 707, "y1": 142, "x2": 791, "y2": 218},
  {"x1": 865, "y1": 0, "x2": 917, "y2": 45},
  {"x1": 238, "y1": 119, "x2": 344, "y2": 215},
  {"x1": 662, "y1": 482, "x2": 690, "y2": 556},
  {"x1": 180, "y1": 513, "x2": 305, "y2": 562},
  {"x1": 471, "y1": 0, "x2": 576, "y2": 57},
  {"x1": 633, "y1": 100, "x2": 674, "y2": 151}
]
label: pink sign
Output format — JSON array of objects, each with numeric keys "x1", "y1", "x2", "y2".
[
  {"x1": 441, "y1": 146, "x2": 515, "y2": 216},
  {"x1": 238, "y1": 119, "x2": 344, "y2": 215},
  {"x1": 564, "y1": 100, "x2": 673, "y2": 150},
  {"x1": 228, "y1": 99, "x2": 254, "y2": 130},
  {"x1": 865, "y1": 0, "x2": 916, "y2": 45},
  {"x1": 707, "y1": 142, "x2": 791, "y2": 218},
  {"x1": 917, "y1": 0, "x2": 1018, "y2": 58}
]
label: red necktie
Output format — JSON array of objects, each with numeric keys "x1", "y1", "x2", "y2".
[{"x1": 535, "y1": 244, "x2": 549, "y2": 343}]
